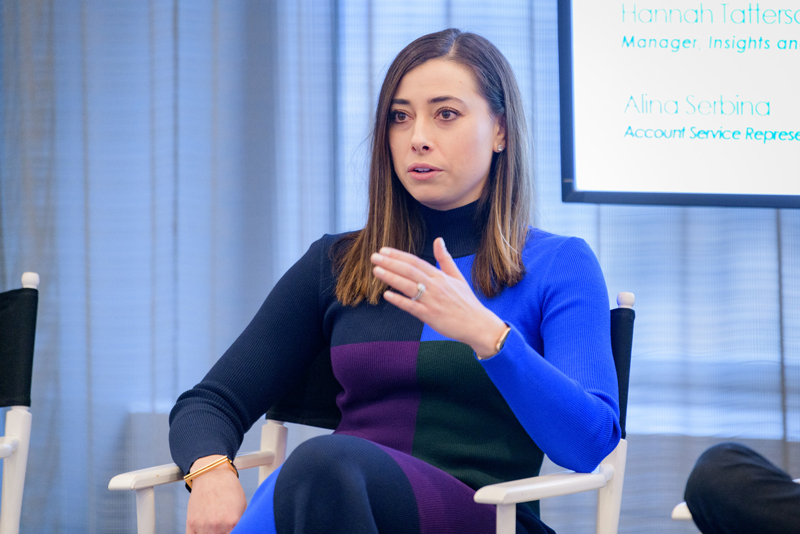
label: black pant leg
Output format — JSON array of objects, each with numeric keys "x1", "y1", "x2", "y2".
[
  {"x1": 273, "y1": 434, "x2": 420, "y2": 534},
  {"x1": 684, "y1": 442, "x2": 800, "y2": 534},
  {"x1": 272, "y1": 433, "x2": 555, "y2": 534}
]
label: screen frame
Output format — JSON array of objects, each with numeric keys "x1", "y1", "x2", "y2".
[{"x1": 558, "y1": 0, "x2": 800, "y2": 209}]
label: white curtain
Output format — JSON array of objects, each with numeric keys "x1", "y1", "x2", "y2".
[{"x1": 1, "y1": 1, "x2": 798, "y2": 532}]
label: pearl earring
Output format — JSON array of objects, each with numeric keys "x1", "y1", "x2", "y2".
[{"x1": 497, "y1": 145, "x2": 504, "y2": 152}]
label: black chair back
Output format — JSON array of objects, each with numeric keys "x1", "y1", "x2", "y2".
[
  {"x1": 610, "y1": 307, "x2": 635, "y2": 438},
  {"x1": 0, "y1": 288, "x2": 39, "y2": 407}
]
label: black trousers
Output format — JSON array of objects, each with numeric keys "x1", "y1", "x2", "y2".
[
  {"x1": 684, "y1": 442, "x2": 800, "y2": 534},
  {"x1": 237, "y1": 434, "x2": 554, "y2": 534}
]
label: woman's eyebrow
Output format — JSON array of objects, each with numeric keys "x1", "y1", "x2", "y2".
[
  {"x1": 390, "y1": 96, "x2": 465, "y2": 106},
  {"x1": 428, "y1": 95, "x2": 464, "y2": 105}
]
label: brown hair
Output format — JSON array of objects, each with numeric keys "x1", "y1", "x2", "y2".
[{"x1": 334, "y1": 28, "x2": 531, "y2": 305}]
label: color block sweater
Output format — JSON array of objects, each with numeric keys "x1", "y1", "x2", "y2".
[{"x1": 169, "y1": 201, "x2": 621, "y2": 518}]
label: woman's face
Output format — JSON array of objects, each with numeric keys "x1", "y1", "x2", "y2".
[{"x1": 388, "y1": 59, "x2": 505, "y2": 211}]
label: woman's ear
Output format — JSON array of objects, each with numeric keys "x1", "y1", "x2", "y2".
[{"x1": 493, "y1": 116, "x2": 507, "y2": 152}]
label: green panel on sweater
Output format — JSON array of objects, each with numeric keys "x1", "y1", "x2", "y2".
[{"x1": 412, "y1": 340, "x2": 545, "y2": 516}]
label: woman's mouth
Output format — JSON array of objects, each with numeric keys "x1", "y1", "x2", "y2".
[{"x1": 407, "y1": 164, "x2": 442, "y2": 180}]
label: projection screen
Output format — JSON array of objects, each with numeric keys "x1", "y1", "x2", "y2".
[{"x1": 559, "y1": 0, "x2": 800, "y2": 208}]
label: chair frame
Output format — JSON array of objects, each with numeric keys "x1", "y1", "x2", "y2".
[
  {"x1": 0, "y1": 408, "x2": 33, "y2": 534},
  {"x1": 475, "y1": 439, "x2": 628, "y2": 534},
  {"x1": 109, "y1": 420, "x2": 286, "y2": 534},
  {"x1": 0, "y1": 272, "x2": 39, "y2": 534},
  {"x1": 110, "y1": 292, "x2": 634, "y2": 534}
]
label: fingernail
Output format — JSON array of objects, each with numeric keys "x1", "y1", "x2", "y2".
[
  {"x1": 372, "y1": 253, "x2": 384, "y2": 263},
  {"x1": 380, "y1": 247, "x2": 391, "y2": 255},
  {"x1": 440, "y1": 238, "x2": 447, "y2": 251},
  {"x1": 374, "y1": 266, "x2": 385, "y2": 275}
]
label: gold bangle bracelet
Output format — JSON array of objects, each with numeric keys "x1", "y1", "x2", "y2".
[
  {"x1": 495, "y1": 325, "x2": 512, "y2": 353},
  {"x1": 183, "y1": 456, "x2": 238, "y2": 489},
  {"x1": 477, "y1": 324, "x2": 512, "y2": 361}
]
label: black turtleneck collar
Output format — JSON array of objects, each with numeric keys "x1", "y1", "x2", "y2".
[{"x1": 416, "y1": 200, "x2": 486, "y2": 261}]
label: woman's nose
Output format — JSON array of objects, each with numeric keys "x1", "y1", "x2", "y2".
[{"x1": 410, "y1": 120, "x2": 432, "y2": 153}]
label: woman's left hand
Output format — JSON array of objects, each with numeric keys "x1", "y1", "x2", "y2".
[{"x1": 371, "y1": 237, "x2": 507, "y2": 359}]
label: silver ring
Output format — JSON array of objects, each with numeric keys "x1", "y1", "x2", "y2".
[{"x1": 410, "y1": 282, "x2": 426, "y2": 302}]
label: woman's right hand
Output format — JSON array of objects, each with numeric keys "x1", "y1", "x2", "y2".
[{"x1": 186, "y1": 455, "x2": 247, "y2": 534}]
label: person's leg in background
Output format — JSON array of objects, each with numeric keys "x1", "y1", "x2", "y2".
[{"x1": 684, "y1": 442, "x2": 800, "y2": 534}]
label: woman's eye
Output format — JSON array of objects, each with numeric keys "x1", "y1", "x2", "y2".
[
  {"x1": 391, "y1": 111, "x2": 408, "y2": 123},
  {"x1": 439, "y1": 109, "x2": 458, "y2": 120}
]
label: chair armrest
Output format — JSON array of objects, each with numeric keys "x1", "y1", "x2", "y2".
[
  {"x1": 108, "y1": 462, "x2": 184, "y2": 491},
  {"x1": 474, "y1": 464, "x2": 614, "y2": 505},
  {"x1": 108, "y1": 450, "x2": 275, "y2": 491},
  {"x1": 672, "y1": 501, "x2": 692, "y2": 520},
  {"x1": 232, "y1": 450, "x2": 276, "y2": 471},
  {"x1": 0, "y1": 436, "x2": 20, "y2": 459}
]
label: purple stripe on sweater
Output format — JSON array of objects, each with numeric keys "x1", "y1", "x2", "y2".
[
  {"x1": 377, "y1": 444, "x2": 496, "y2": 534},
  {"x1": 331, "y1": 341, "x2": 420, "y2": 455}
]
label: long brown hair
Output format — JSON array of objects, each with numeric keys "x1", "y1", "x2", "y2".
[{"x1": 334, "y1": 29, "x2": 531, "y2": 306}]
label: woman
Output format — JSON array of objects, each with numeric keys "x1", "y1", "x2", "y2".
[{"x1": 169, "y1": 28, "x2": 620, "y2": 534}]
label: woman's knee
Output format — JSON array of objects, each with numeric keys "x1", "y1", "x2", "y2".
[
  {"x1": 284, "y1": 435, "x2": 374, "y2": 478},
  {"x1": 274, "y1": 435, "x2": 419, "y2": 534}
]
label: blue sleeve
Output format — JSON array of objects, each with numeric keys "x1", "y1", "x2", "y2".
[
  {"x1": 168, "y1": 236, "x2": 331, "y2": 474},
  {"x1": 479, "y1": 237, "x2": 621, "y2": 472}
]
